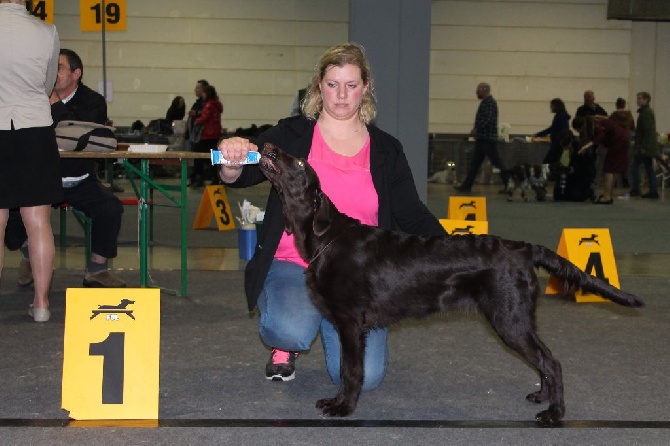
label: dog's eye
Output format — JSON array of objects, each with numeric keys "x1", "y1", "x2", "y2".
[{"x1": 296, "y1": 159, "x2": 305, "y2": 169}]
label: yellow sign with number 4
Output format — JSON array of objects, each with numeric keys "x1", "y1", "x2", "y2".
[{"x1": 62, "y1": 288, "x2": 160, "y2": 419}]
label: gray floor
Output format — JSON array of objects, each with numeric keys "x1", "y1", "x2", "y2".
[{"x1": 1, "y1": 179, "x2": 669, "y2": 445}]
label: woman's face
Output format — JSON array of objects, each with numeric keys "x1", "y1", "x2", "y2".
[{"x1": 319, "y1": 63, "x2": 368, "y2": 121}]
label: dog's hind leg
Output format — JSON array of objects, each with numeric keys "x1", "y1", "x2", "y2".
[
  {"x1": 316, "y1": 321, "x2": 366, "y2": 417},
  {"x1": 488, "y1": 316, "x2": 565, "y2": 425},
  {"x1": 478, "y1": 283, "x2": 565, "y2": 425}
]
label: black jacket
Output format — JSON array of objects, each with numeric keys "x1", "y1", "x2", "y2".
[
  {"x1": 52, "y1": 84, "x2": 108, "y2": 178},
  {"x1": 226, "y1": 115, "x2": 446, "y2": 311}
]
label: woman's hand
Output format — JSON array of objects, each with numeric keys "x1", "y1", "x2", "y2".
[{"x1": 216, "y1": 137, "x2": 259, "y2": 182}]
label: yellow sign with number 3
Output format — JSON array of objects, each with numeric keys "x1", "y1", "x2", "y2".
[
  {"x1": 80, "y1": 0, "x2": 127, "y2": 32},
  {"x1": 62, "y1": 288, "x2": 160, "y2": 419}
]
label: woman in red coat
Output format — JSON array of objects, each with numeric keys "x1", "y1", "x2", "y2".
[
  {"x1": 190, "y1": 85, "x2": 223, "y2": 187},
  {"x1": 572, "y1": 116, "x2": 629, "y2": 204}
]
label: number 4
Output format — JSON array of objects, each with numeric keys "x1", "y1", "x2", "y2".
[{"x1": 26, "y1": 0, "x2": 47, "y2": 20}]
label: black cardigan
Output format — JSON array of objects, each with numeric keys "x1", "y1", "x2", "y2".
[{"x1": 226, "y1": 115, "x2": 446, "y2": 311}]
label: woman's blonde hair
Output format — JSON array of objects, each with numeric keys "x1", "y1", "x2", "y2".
[{"x1": 301, "y1": 43, "x2": 376, "y2": 124}]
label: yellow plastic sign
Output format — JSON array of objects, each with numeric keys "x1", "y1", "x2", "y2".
[
  {"x1": 448, "y1": 196, "x2": 487, "y2": 221},
  {"x1": 26, "y1": 0, "x2": 54, "y2": 23},
  {"x1": 80, "y1": 0, "x2": 127, "y2": 32},
  {"x1": 439, "y1": 219, "x2": 488, "y2": 235},
  {"x1": 545, "y1": 228, "x2": 620, "y2": 303},
  {"x1": 192, "y1": 185, "x2": 236, "y2": 231},
  {"x1": 62, "y1": 288, "x2": 160, "y2": 419}
]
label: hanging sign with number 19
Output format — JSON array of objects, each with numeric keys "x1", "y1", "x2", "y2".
[
  {"x1": 80, "y1": 0, "x2": 127, "y2": 32},
  {"x1": 62, "y1": 288, "x2": 160, "y2": 419}
]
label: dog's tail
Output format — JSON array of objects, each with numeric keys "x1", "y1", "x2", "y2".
[{"x1": 532, "y1": 244, "x2": 643, "y2": 307}]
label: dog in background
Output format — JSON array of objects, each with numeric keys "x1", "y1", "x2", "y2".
[
  {"x1": 506, "y1": 163, "x2": 550, "y2": 202},
  {"x1": 428, "y1": 160, "x2": 457, "y2": 184},
  {"x1": 258, "y1": 143, "x2": 643, "y2": 426}
]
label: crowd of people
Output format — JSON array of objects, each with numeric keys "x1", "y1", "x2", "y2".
[{"x1": 452, "y1": 87, "x2": 662, "y2": 204}]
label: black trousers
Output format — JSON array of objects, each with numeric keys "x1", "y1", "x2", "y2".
[
  {"x1": 63, "y1": 177, "x2": 124, "y2": 259},
  {"x1": 460, "y1": 139, "x2": 509, "y2": 189}
]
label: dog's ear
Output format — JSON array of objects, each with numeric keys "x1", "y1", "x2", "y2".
[{"x1": 312, "y1": 190, "x2": 331, "y2": 237}]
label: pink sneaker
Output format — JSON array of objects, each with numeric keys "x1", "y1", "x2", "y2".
[{"x1": 265, "y1": 348, "x2": 299, "y2": 381}]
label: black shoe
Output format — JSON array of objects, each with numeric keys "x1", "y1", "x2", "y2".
[
  {"x1": 641, "y1": 192, "x2": 659, "y2": 199},
  {"x1": 265, "y1": 348, "x2": 299, "y2": 381},
  {"x1": 453, "y1": 185, "x2": 471, "y2": 193},
  {"x1": 593, "y1": 196, "x2": 613, "y2": 205}
]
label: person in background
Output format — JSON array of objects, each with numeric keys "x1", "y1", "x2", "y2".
[
  {"x1": 8, "y1": 48, "x2": 126, "y2": 289},
  {"x1": 455, "y1": 82, "x2": 509, "y2": 193},
  {"x1": 533, "y1": 98, "x2": 571, "y2": 165},
  {"x1": 629, "y1": 92, "x2": 659, "y2": 199},
  {"x1": 189, "y1": 84, "x2": 223, "y2": 187},
  {"x1": 186, "y1": 79, "x2": 208, "y2": 149},
  {"x1": 609, "y1": 98, "x2": 635, "y2": 133},
  {"x1": 217, "y1": 43, "x2": 446, "y2": 388},
  {"x1": 572, "y1": 115, "x2": 629, "y2": 204},
  {"x1": 608, "y1": 97, "x2": 634, "y2": 189},
  {"x1": 165, "y1": 95, "x2": 186, "y2": 122},
  {"x1": 553, "y1": 130, "x2": 596, "y2": 202},
  {"x1": 0, "y1": 0, "x2": 62, "y2": 322},
  {"x1": 575, "y1": 90, "x2": 608, "y2": 118}
]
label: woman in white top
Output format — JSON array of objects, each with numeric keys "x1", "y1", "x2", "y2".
[{"x1": 0, "y1": 0, "x2": 63, "y2": 322}]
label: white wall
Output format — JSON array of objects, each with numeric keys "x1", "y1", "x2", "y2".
[
  {"x1": 53, "y1": 0, "x2": 349, "y2": 130},
  {"x1": 52, "y1": 0, "x2": 669, "y2": 136}
]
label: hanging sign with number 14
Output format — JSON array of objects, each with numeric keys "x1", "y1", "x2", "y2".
[
  {"x1": 80, "y1": 0, "x2": 127, "y2": 32},
  {"x1": 26, "y1": 0, "x2": 53, "y2": 23}
]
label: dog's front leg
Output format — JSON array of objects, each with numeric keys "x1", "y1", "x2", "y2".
[{"x1": 316, "y1": 323, "x2": 365, "y2": 417}]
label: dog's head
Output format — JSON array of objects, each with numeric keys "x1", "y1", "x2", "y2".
[{"x1": 259, "y1": 143, "x2": 333, "y2": 238}]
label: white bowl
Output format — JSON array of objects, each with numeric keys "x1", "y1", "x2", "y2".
[{"x1": 127, "y1": 144, "x2": 169, "y2": 153}]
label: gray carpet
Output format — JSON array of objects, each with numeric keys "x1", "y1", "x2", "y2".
[{"x1": 2, "y1": 181, "x2": 670, "y2": 444}]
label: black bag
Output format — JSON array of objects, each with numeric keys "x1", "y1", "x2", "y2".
[{"x1": 55, "y1": 120, "x2": 117, "y2": 152}]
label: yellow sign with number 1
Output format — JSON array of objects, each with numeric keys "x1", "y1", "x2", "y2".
[
  {"x1": 80, "y1": 0, "x2": 127, "y2": 32},
  {"x1": 62, "y1": 288, "x2": 160, "y2": 419}
]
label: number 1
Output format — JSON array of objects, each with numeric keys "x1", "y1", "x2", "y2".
[{"x1": 89, "y1": 332, "x2": 125, "y2": 404}]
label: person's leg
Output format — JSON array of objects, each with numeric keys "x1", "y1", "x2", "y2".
[
  {"x1": 0, "y1": 209, "x2": 7, "y2": 281},
  {"x1": 601, "y1": 173, "x2": 615, "y2": 201},
  {"x1": 485, "y1": 140, "x2": 510, "y2": 186},
  {"x1": 64, "y1": 179, "x2": 126, "y2": 287},
  {"x1": 257, "y1": 259, "x2": 322, "y2": 351},
  {"x1": 643, "y1": 156, "x2": 658, "y2": 195},
  {"x1": 458, "y1": 142, "x2": 486, "y2": 190},
  {"x1": 19, "y1": 205, "x2": 55, "y2": 311},
  {"x1": 629, "y1": 155, "x2": 641, "y2": 196},
  {"x1": 320, "y1": 318, "x2": 389, "y2": 392}
]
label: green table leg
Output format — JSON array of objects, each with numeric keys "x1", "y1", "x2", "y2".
[
  {"x1": 139, "y1": 159, "x2": 149, "y2": 287},
  {"x1": 180, "y1": 159, "x2": 188, "y2": 297}
]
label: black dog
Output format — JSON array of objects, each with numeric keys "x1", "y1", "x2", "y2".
[{"x1": 257, "y1": 142, "x2": 643, "y2": 425}]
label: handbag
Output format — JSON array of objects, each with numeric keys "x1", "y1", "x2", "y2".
[{"x1": 55, "y1": 120, "x2": 117, "y2": 152}]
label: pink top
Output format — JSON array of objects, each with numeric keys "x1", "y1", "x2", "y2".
[{"x1": 274, "y1": 123, "x2": 377, "y2": 266}]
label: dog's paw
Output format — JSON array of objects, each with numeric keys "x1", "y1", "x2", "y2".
[
  {"x1": 316, "y1": 397, "x2": 355, "y2": 417},
  {"x1": 534, "y1": 405, "x2": 565, "y2": 426}
]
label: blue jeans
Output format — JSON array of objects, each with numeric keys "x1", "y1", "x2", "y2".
[
  {"x1": 257, "y1": 259, "x2": 388, "y2": 391},
  {"x1": 630, "y1": 155, "x2": 657, "y2": 195}
]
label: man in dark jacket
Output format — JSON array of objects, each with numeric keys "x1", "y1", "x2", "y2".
[
  {"x1": 9, "y1": 49, "x2": 125, "y2": 288},
  {"x1": 575, "y1": 90, "x2": 608, "y2": 118}
]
